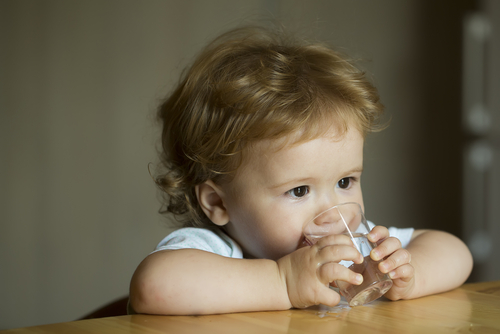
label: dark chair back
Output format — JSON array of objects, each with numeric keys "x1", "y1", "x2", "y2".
[{"x1": 80, "y1": 296, "x2": 129, "y2": 319}]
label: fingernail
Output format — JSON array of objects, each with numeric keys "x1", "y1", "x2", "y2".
[
  {"x1": 380, "y1": 261, "x2": 390, "y2": 272},
  {"x1": 356, "y1": 274, "x2": 363, "y2": 284},
  {"x1": 389, "y1": 271, "x2": 396, "y2": 279},
  {"x1": 371, "y1": 250, "x2": 380, "y2": 261}
]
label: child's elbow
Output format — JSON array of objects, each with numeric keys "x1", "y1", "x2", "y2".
[
  {"x1": 451, "y1": 232, "x2": 474, "y2": 284},
  {"x1": 129, "y1": 249, "x2": 215, "y2": 315},
  {"x1": 129, "y1": 267, "x2": 159, "y2": 314},
  {"x1": 463, "y1": 240, "x2": 474, "y2": 279},
  {"x1": 129, "y1": 255, "x2": 173, "y2": 315}
]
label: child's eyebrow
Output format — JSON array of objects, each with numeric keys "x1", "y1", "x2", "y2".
[
  {"x1": 269, "y1": 167, "x2": 363, "y2": 190},
  {"x1": 269, "y1": 177, "x2": 315, "y2": 190},
  {"x1": 344, "y1": 167, "x2": 364, "y2": 175}
]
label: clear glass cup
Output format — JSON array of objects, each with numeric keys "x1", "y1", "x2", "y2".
[{"x1": 303, "y1": 202, "x2": 393, "y2": 307}]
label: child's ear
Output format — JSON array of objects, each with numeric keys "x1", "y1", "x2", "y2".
[{"x1": 195, "y1": 180, "x2": 229, "y2": 226}]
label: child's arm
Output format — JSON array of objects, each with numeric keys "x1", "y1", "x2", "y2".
[
  {"x1": 368, "y1": 228, "x2": 473, "y2": 300},
  {"x1": 130, "y1": 249, "x2": 289, "y2": 315},
  {"x1": 129, "y1": 234, "x2": 363, "y2": 315}
]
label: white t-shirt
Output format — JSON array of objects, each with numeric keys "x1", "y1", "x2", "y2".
[
  {"x1": 154, "y1": 227, "x2": 244, "y2": 258},
  {"x1": 153, "y1": 222, "x2": 414, "y2": 258}
]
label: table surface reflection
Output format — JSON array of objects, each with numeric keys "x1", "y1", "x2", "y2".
[{"x1": 5, "y1": 280, "x2": 500, "y2": 333}]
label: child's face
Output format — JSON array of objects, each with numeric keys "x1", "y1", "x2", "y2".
[{"x1": 218, "y1": 126, "x2": 364, "y2": 260}]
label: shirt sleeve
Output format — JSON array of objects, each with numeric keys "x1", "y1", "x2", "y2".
[{"x1": 153, "y1": 227, "x2": 243, "y2": 259}]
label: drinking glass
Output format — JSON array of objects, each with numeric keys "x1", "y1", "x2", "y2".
[{"x1": 303, "y1": 202, "x2": 393, "y2": 307}]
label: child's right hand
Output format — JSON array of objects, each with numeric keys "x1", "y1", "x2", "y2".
[{"x1": 277, "y1": 234, "x2": 364, "y2": 309}]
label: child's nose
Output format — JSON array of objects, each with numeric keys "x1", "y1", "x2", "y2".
[
  {"x1": 314, "y1": 206, "x2": 340, "y2": 224},
  {"x1": 312, "y1": 206, "x2": 347, "y2": 234},
  {"x1": 322, "y1": 192, "x2": 342, "y2": 211}
]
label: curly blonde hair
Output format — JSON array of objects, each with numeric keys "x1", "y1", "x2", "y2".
[{"x1": 155, "y1": 26, "x2": 384, "y2": 227}]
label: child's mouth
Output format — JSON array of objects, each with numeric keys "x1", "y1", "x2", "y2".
[{"x1": 297, "y1": 237, "x2": 312, "y2": 249}]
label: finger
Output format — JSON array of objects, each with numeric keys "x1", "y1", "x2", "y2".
[
  {"x1": 367, "y1": 225, "x2": 390, "y2": 244},
  {"x1": 388, "y1": 263, "x2": 414, "y2": 282},
  {"x1": 315, "y1": 233, "x2": 353, "y2": 249},
  {"x1": 378, "y1": 248, "x2": 412, "y2": 273},
  {"x1": 318, "y1": 262, "x2": 364, "y2": 286},
  {"x1": 315, "y1": 285, "x2": 342, "y2": 307},
  {"x1": 318, "y1": 244, "x2": 364, "y2": 265},
  {"x1": 371, "y1": 237, "x2": 403, "y2": 261}
]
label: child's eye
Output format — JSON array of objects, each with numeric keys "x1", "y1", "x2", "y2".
[
  {"x1": 337, "y1": 177, "x2": 352, "y2": 189},
  {"x1": 287, "y1": 186, "x2": 309, "y2": 198}
]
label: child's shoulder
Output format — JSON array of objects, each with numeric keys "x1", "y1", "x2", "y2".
[{"x1": 154, "y1": 227, "x2": 243, "y2": 259}]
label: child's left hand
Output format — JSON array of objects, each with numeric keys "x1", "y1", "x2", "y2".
[{"x1": 368, "y1": 225, "x2": 415, "y2": 300}]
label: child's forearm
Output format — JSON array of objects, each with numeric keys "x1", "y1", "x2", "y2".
[
  {"x1": 129, "y1": 249, "x2": 291, "y2": 315},
  {"x1": 406, "y1": 230, "x2": 473, "y2": 299}
]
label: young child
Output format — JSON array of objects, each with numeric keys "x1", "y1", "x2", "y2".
[{"x1": 129, "y1": 26, "x2": 473, "y2": 315}]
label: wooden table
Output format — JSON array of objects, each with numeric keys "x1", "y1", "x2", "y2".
[{"x1": 4, "y1": 281, "x2": 500, "y2": 333}]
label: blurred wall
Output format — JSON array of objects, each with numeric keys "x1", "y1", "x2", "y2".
[
  {"x1": 1, "y1": 0, "x2": 497, "y2": 330},
  {"x1": 463, "y1": 0, "x2": 500, "y2": 283},
  {"x1": 0, "y1": 0, "x2": 270, "y2": 329}
]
